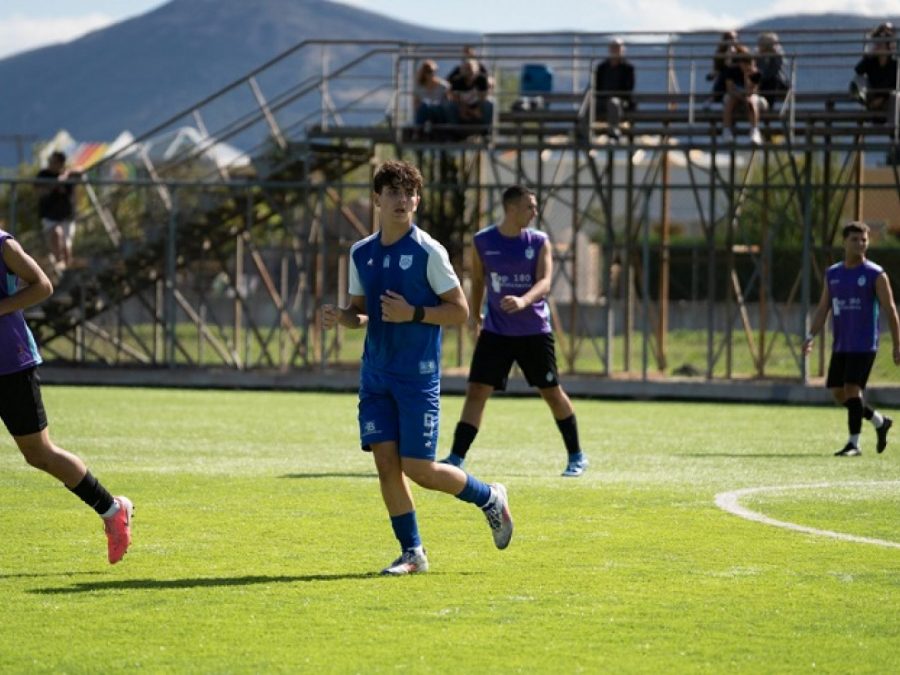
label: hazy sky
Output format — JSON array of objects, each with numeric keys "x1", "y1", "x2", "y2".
[{"x1": 2, "y1": 0, "x2": 900, "y2": 59}]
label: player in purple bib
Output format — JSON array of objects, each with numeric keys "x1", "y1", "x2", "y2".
[
  {"x1": 321, "y1": 160, "x2": 512, "y2": 575},
  {"x1": 804, "y1": 221, "x2": 900, "y2": 456},
  {"x1": 440, "y1": 185, "x2": 589, "y2": 477},
  {"x1": 0, "y1": 229, "x2": 133, "y2": 563}
]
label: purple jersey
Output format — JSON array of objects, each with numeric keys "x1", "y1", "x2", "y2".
[
  {"x1": 0, "y1": 231, "x2": 42, "y2": 375},
  {"x1": 826, "y1": 260, "x2": 883, "y2": 353},
  {"x1": 474, "y1": 225, "x2": 551, "y2": 336}
]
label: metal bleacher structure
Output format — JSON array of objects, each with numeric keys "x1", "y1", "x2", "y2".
[{"x1": 10, "y1": 29, "x2": 900, "y2": 396}]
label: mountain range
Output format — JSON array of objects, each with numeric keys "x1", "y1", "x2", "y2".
[{"x1": 0, "y1": 1, "x2": 895, "y2": 166}]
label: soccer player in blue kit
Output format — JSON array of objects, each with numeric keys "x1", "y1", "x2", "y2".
[
  {"x1": 440, "y1": 185, "x2": 589, "y2": 476},
  {"x1": 321, "y1": 160, "x2": 512, "y2": 575},
  {"x1": 803, "y1": 222, "x2": 900, "y2": 456},
  {"x1": 0, "y1": 228, "x2": 133, "y2": 563}
]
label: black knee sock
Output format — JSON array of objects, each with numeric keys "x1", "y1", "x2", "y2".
[
  {"x1": 451, "y1": 422, "x2": 479, "y2": 459},
  {"x1": 844, "y1": 398, "x2": 864, "y2": 436},
  {"x1": 69, "y1": 471, "x2": 115, "y2": 516},
  {"x1": 556, "y1": 414, "x2": 582, "y2": 456},
  {"x1": 863, "y1": 405, "x2": 875, "y2": 420}
]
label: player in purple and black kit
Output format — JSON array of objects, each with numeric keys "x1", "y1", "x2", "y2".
[
  {"x1": 321, "y1": 160, "x2": 512, "y2": 576},
  {"x1": 804, "y1": 221, "x2": 900, "y2": 456},
  {"x1": 440, "y1": 185, "x2": 589, "y2": 476},
  {"x1": 0, "y1": 229, "x2": 133, "y2": 562}
]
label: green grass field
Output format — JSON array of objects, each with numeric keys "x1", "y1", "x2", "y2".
[{"x1": 2, "y1": 386, "x2": 899, "y2": 672}]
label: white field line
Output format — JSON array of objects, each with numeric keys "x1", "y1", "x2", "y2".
[{"x1": 714, "y1": 481, "x2": 900, "y2": 549}]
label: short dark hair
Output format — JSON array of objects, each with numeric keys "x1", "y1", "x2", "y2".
[
  {"x1": 373, "y1": 160, "x2": 423, "y2": 195},
  {"x1": 502, "y1": 185, "x2": 534, "y2": 210},
  {"x1": 49, "y1": 151, "x2": 66, "y2": 164},
  {"x1": 842, "y1": 221, "x2": 870, "y2": 238}
]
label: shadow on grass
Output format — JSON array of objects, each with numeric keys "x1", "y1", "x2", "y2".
[
  {"x1": 0, "y1": 571, "x2": 106, "y2": 581},
  {"x1": 280, "y1": 472, "x2": 375, "y2": 479},
  {"x1": 680, "y1": 453, "x2": 821, "y2": 459},
  {"x1": 30, "y1": 572, "x2": 379, "y2": 594}
]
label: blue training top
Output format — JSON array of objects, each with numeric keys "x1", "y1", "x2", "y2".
[
  {"x1": 0, "y1": 231, "x2": 42, "y2": 375},
  {"x1": 349, "y1": 224, "x2": 459, "y2": 378},
  {"x1": 826, "y1": 259, "x2": 883, "y2": 353},
  {"x1": 474, "y1": 225, "x2": 552, "y2": 337}
]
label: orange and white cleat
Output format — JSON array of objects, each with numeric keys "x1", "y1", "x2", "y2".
[{"x1": 103, "y1": 496, "x2": 134, "y2": 564}]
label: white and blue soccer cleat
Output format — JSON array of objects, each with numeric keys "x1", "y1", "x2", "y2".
[
  {"x1": 482, "y1": 483, "x2": 513, "y2": 549},
  {"x1": 561, "y1": 453, "x2": 589, "y2": 477}
]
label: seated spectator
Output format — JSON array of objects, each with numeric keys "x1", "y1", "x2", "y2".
[
  {"x1": 446, "y1": 58, "x2": 494, "y2": 136},
  {"x1": 447, "y1": 45, "x2": 489, "y2": 80},
  {"x1": 594, "y1": 38, "x2": 636, "y2": 141},
  {"x1": 722, "y1": 45, "x2": 765, "y2": 145},
  {"x1": 707, "y1": 30, "x2": 739, "y2": 105},
  {"x1": 413, "y1": 60, "x2": 449, "y2": 138},
  {"x1": 852, "y1": 22, "x2": 899, "y2": 127},
  {"x1": 756, "y1": 32, "x2": 790, "y2": 108}
]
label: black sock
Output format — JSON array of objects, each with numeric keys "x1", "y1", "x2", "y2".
[
  {"x1": 69, "y1": 471, "x2": 115, "y2": 516},
  {"x1": 863, "y1": 405, "x2": 875, "y2": 420},
  {"x1": 451, "y1": 422, "x2": 478, "y2": 459},
  {"x1": 844, "y1": 398, "x2": 864, "y2": 436},
  {"x1": 556, "y1": 414, "x2": 582, "y2": 456}
]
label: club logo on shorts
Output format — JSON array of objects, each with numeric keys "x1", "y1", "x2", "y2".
[
  {"x1": 399, "y1": 255, "x2": 413, "y2": 270},
  {"x1": 546, "y1": 371, "x2": 553, "y2": 382},
  {"x1": 525, "y1": 247, "x2": 535, "y2": 260},
  {"x1": 362, "y1": 420, "x2": 378, "y2": 436},
  {"x1": 858, "y1": 275, "x2": 867, "y2": 287},
  {"x1": 383, "y1": 255, "x2": 391, "y2": 268},
  {"x1": 419, "y1": 360, "x2": 437, "y2": 375}
]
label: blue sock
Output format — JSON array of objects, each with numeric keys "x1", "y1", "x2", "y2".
[
  {"x1": 455, "y1": 474, "x2": 492, "y2": 508},
  {"x1": 389, "y1": 511, "x2": 421, "y2": 551}
]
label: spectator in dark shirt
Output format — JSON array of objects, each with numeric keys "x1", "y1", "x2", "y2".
[
  {"x1": 707, "y1": 30, "x2": 739, "y2": 105},
  {"x1": 722, "y1": 45, "x2": 764, "y2": 145},
  {"x1": 756, "y1": 32, "x2": 790, "y2": 108},
  {"x1": 36, "y1": 151, "x2": 79, "y2": 272},
  {"x1": 594, "y1": 38, "x2": 636, "y2": 141},
  {"x1": 446, "y1": 58, "x2": 493, "y2": 136},
  {"x1": 853, "y1": 22, "x2": 898, "y2": 127}
]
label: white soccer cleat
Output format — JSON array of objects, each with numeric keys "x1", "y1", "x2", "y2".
[
  {"x1": 381, "y1": 547, "x2": 429, "y2": 575},
  {"x1": 483, "y1": 483, "x2": 513, "y2": 550}
]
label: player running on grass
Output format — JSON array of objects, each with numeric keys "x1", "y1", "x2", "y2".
[
  {"x1": 321, "y1": 160, "x2": 512, "y2": 576},
  {"x1": 0, "y1": 228, "x2": 132, "y2": 563},
  {"x1": 803, "y1": 221, "x2": 900, "y2": 457},
  {"x1": 440, "y1": 185, "x2": 589, "y2": 477}
]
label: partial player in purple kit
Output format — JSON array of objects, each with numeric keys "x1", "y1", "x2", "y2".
[
  {"x1": 0, "y1": 228, "x2": 133, "y2": 563},
  {"x1": 320, "y1": 160, "x2": 512, "y2": 576},
  {"x1": 440, "y1": 185, "x2": 589, "y2": 477},
  {"x1": 804, "y1": 221, "x2": 900, "y2": 456}
]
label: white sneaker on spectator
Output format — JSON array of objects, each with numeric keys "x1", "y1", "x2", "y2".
[{"x1": 749, "y1": 127, "x2": 763, "y2": 145}]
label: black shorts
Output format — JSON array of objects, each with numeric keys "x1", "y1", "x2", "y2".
[
  {"x1": 0, "y1": 367, "x2": 48, "y2": 437},
  {"x1": 468, "y1": 330, "x2": 559, "y2": 391},
  {"x1": 825, "y1": 352, "x2": 877, "y2": 390}
]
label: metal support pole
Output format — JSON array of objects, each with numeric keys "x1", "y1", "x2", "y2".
[{"x1": 164, "y1": 189, "x2": 178, "y2": 366}]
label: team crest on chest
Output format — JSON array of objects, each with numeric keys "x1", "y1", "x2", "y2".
[
  {"x1": 399, "y1": 254, "x2": 413, "y2": 270},
  {"x1": 525, "y1": 247, "x2": 535, "y2": 260},
  {"x1": 857, "y1": 275, "x2": 866, "y2": 287}
]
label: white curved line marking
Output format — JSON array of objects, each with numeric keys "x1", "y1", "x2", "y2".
[{"x1": 715, "y1": 481, "x2": 900, "y2": 549}]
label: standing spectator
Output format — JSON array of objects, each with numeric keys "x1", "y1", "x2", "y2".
[
  {"x1": 707, "y1": 30, "x2": 739, "y2": 104},
  {"x1": 852, "y1": 22, "x2": 899, "y2": 127},
  {"x1": 0, "y1": 227, "x2": 133, "y2": 563},
  {"x1": 36, "y1": 151, "x2": 79, "y2": 272},
  {"x1": 756, "y1": 32, "x2": 790, "y2": 108},
  {"x1": 446, "y1": 58, "x2": 494, "y2": 136},
  {"x1": 412, "y1": 60, "x2": 449, "y2": 139},
  {"x1": 594, "y1": 38, "x2": 636, "y2": 141},
  {"x1": 722, "y1": 45, "x2": 765, "y2": 144},
  {"x1": 320, "y1": 160, "x2": 512, "y2": 575},
  {"x1": 440, "y1": 185, "x2": 589, "y2": 477},
  {"x1": 803, "y1": 222, "x2": 900, "y2": 457}
]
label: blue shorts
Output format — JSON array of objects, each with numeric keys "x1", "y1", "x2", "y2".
[{"x1": 358, "y1": 367, "x2": 440, "y2": 460}]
